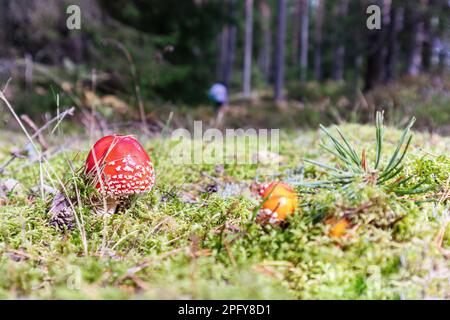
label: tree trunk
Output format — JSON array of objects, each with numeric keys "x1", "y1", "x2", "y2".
[
  {"x1": 437, "y1": 1, "x2": 449, "y2": 72},
  {"x1": 364, "y1": 0, "x2": 390, "y2": 91},
  {"x1": 274, "y1": 0, "x2": 287, "y2": 102},
  {"x1": 226, "y1": 25, "x2": 237, "y2": 86},
  {"x1": 258, "y1": 1, "x2": 272, "y2": 83},
  {"x1": 299, "y1": 0, "x2": 309, "y2": 83},
  {"x1": 243, "y1": 0, "x2": 254, "y2": 98},
  {"x1": 0, "y1": 1, "x2": 8, "y2": 57},
  {"x1": 313, "y1": 0, "x2": 324, "y2": 81},
  {"x1": 407, "y1": 4, "x2": 426, "y2": 76},
  {"x1": 332, "y1": 0, "x2": 349, "y2": 81},
  {"x1": 291, "y1": 0, "x2": 301, "y2": 66},
  {"x1": 421, "y1": 8, "x2": 432, "y2": 72},
  {"x1": 352, "y1": 55, "x2": 363, "y2": 98},
  {"x1": 223, "y1": 0, "x2": 237, "y2": 87},
  {"x1": 438, "y1": 46, "x2": 448, "y2": 72},
  {"x1": 217, "y1": 25, "x2": 229, "y2": 81},
  {"x1": 430, "y1": 18, "x2": 442, "y2": 69},
  {"x1": 384, "y1": 6, "x2": 404, "y2": 82}
]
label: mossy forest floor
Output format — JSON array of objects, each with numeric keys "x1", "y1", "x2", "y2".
[{"x1": 0, "y1": 121, "x2": 449, "y2": 299}]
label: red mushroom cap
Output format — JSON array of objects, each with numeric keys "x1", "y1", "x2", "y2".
[{"x1": 85, "y1": 135, "x2": 155, "y2": 196}]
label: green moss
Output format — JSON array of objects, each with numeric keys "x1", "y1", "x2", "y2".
[{"x1": 0, "y1": 123, "x2": 449, "y2": 299}]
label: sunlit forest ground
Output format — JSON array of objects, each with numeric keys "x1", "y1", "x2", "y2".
[
  {"x1": 1, "y1": 0, "x2": 449, "y2": 301},
  {"x1": 1, "y1": 89, "x2": 450, "y2": 298}
]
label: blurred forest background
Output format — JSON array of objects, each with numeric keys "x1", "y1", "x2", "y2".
[{"x1": 0, "y1": 0, "x2": 449, "y2": 132}]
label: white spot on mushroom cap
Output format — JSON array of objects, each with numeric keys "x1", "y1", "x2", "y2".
[
  {"x1": 123, "y1": 165, "x2": 134, "y2": 172},
  {"x1": 99, "y1": 151, "x2": 154, "y2": 197}
]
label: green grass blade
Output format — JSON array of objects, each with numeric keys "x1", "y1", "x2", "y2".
[
  {"x1": 374, "y1": 111, "x2": 384, "y2": 169},
  {"x1": 319, "y1": 125, "x2": 356, "y2": 163},
  {"x1": 383, "y1": 117, "x2": 415, "y2": 174},
  {"x1": 334, "y1": 127, "x2": 361, "y2": 166},
  {"x1": 303, "y1": 158, "x2": 347, "y2": 174},
  {"x1": 377, "y1": 165, "x2": 404, "y2": 184},
  {"x1": 382, "y1": 134, "x2": 413, "y2": 178},
  {"x1": 319, "y1": 123, "x2": 363, "y2": 170},
  {"x1": 319, "y1": 143, "x2": 362, "y2": 172}
]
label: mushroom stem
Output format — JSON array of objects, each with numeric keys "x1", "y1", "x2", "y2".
[{"x1": 97, "y1": 196, "x2": 119, "y2": 216}]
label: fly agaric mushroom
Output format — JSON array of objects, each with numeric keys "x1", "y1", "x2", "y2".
[
  {"x1": 256, "y1": 181, "x2": 298, "y2": 225},
  {"x1": 85, "y1": 135, "x2": 155, "y2": 214}
]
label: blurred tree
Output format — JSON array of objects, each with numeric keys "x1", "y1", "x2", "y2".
[
  {"x1": 299, "y1": 0, "x2": 309, "y2": 83},
  {"x1": 257, "y1": 0, "x2": 272, "y2": 83},
  {"x1": 421, "y1": 0, "x2": 448, "y2": 72},
  {"x1": 1, "y1": 0, "x2": 449, "y2": 108},
  {"x1": 313, "y1": 0, "x2": 324, "y2": 80},
  {"x1": 291, "y1": 0, "x2": 301, "y2": 67},
  {"x1": 0, "y1": 1, "x2": 8, "y2": 58},
  {"x1": 218, "y1": 0, "x2": 238, "y2": 88},
  {"x1": 422, "y1": 3, "x2": 433, "y2": 72},
  {"x1": 384, "y1": 5, "x2": 404, "y2": 82},
  {"x1": 406, "y1": 1, "x2": 426, "y2": 76},
  {"x1": 274, "y1": 0, "x2": 287, "y2": 101},
  {"x1": 364, "y1": 0, "x2": 390, "y2": 91},
  {"x1": 101, "y1": 0, "x2": 223, "y2": 103},
  {"x1": 332, "y1": 0, "x2": 350, "y2": 81},
  {"x1": 243, "y1": 0, "x2": 254, "y2": 97}
]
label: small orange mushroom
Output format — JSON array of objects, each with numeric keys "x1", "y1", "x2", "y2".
[
  {"x1": 257, "y1": 181, "x2": 298, "y2": 224},
  {"x1": 326, "y1": 217, "x2": 350, "y2": 238}
]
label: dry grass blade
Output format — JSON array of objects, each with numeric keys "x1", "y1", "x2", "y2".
[
  {"x1": 0, "y1": 106, "x2": 75, "y2": 174},
  {"x1": 0, "y1": 82, "x2": 88, "y2": 255}
]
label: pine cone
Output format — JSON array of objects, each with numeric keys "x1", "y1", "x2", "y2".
[{"x1": 49, "y1": 192, "x2": 75, "y2": 230}]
